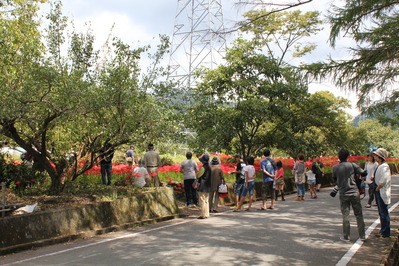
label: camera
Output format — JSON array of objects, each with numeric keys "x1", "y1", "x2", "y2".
[
  {"x1": 360, "y1": 170, "x2": 368, "y2": 177},
  {"x1": 330, "y1": 185, "x2": 339, "y2": 197}
]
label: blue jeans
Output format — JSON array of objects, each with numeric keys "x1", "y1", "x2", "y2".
[
  {"x1": 296, "y1": 183, "x2": 305, "y2": 196},
  {"x1": 241, "y1": 182, "x2": 255, "y2": 196},
  {"x1": 375, "y1": 190, "x2": 390, "y2": 236},
  {"x1": 100, "y1": 162, "x2": 112, "y2": 185},
  {"x1": 184, "y1": 179, "x2": 198, "y2": 206}
]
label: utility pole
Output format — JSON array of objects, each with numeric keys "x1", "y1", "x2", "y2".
[{"x1": 168, "y1": 0, "x2": 226, "y2": 88}]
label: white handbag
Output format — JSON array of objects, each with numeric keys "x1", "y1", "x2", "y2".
[{"x1": 218, "y1": 183, "x2": 228, "y2": 194}]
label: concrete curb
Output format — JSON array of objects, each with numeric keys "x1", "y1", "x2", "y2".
[{"x1": 0, "y1": 187, "x2": 179, "y2": 255}]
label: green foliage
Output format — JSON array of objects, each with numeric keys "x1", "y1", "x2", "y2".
[
  {"x1": 0, "y1": 1, "x2": 176, "y2": 194},
  {"x1": 0, "y1": 153, "x2": 46, "y2": 192},
  {"x1": 357, "y1": 120, "x2": 399, "y2": 157},
  {"x1": 273, "y1": 91, "x2": 356, "y2": 158},
  {"x1": 241, "y1": 10, "x2": 322, "y2": 62},
  {"x1": 310, "y1": 0, "x2": 399, "y2": 121},
  {"x1": 160, "y1": 156, "x2": 174, "y2": 166}
]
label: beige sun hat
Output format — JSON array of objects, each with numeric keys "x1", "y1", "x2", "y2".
[{"x1": 373, "y1": 148, "x2": 388, "y2": 160}]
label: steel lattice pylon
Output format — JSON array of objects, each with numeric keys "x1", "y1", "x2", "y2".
[{"x1": 168, "y1": 0, "x2": 226, "y2": 88}]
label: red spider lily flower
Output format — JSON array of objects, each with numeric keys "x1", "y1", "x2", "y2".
[
  {"x1": 124, "y1": 176, "x2": 131, "y2": 180},
  {"x1": 116, "y1": 182, "x2": 122, "y2": 185},
  {"x1": 43, "y1": 180, "x2": 49, "y2": 182},
  {"x1": 168, "y1": 180, "x2": 173, "y2": 185},
  {"x1": 150, "y1": 173, "x2": 158, "y2": 177},
  {"x1": 132, "y1": 173, "x2": 142, "y2": 177},
  {"x1": 174, "y1": 190, "x2": 179, "y2": 193},
  {"x1": 15, "y1": 181, "x2": 21, "y2": 185},
  {"x1": 131, "y1": 180, "x2": 135, "y2": 183}
]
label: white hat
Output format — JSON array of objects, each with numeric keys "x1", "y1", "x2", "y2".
[{"x1": 373, "y1": 148, "x2": 388, "y2": 160}]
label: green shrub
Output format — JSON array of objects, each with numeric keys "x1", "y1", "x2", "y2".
[
  {"x1": 0, "y1": 154, "x2": 46, "y2": 191},
  {"x1": 160, "y1": 156, "x2": 174, "y2": 166}
]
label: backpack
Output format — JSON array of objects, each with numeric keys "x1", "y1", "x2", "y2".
[{"x1": 352, "y1": 163, "x2": 365, "y2": 197}]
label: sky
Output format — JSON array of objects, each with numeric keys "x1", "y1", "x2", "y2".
[{"x1": 39, "y1": 0, "x2": 360, "y2": 117}]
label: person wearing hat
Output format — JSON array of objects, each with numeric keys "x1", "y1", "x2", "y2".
[
  {"x1": 332, "y1": 148, "x2": 366, "y2": 242},
  {"x1": 209, "y1": 157, "x2": 225, "y2": 213},
  {"x1": 373, "y1": 148, "x2": 391, "y2": 238},
  {"x1": 196, "y1": 154, "x2": 212, "y2": 219}
]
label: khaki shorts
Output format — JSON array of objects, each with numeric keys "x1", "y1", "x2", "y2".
[{"x1": 275, "y1": 178, "x2": 285, "y2": 190}]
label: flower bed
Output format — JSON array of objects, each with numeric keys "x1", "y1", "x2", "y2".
[{"x1": 77, "y1": 155, "x2": 399, "y2": 200}]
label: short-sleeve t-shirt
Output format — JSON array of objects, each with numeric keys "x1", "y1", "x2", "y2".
[
  {"x1": 180, "y1": 159, "x2": 199, "y2": 180},
  {"x1": 242, "y1": 165, "x2": 256, "y2": 183},
  {"x1": 236, "y1": 161, "x2": 246, "y2": 184}
]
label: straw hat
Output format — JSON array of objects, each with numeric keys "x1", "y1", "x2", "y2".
[{"x1": 373, "y1": 148, "x2": 388, "y2": 160}]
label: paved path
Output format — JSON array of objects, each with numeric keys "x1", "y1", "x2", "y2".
[{"x1": 1, "y1": 176, "x2": 399, "y2": 266}]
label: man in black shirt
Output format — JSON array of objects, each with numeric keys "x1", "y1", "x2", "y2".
[{"x1": 312, "y1": 156, "x2": 324, "y2": 191}]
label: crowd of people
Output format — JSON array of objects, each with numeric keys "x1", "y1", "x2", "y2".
[
  {"x1": 98, "y1": 143, "x2": 161, "y2": 188},
  {"x1": 101, "y1": 143, "x2": 392, "y2": 241},
  {"x1": 186, "y1": 147, "x2": 393, "y2": 242},
  {"x1": 188, "y1": 149, "x2": 325, "y2": 218}
]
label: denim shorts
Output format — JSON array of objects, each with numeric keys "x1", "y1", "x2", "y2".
[
  {"x1": 241, "y1": 181, "x2": 255, "y2": 196},
  {"x1": 234, "y1": 183, "x2": 244, "y2": 196},
  {"x1": 307, "y1": 179, "x2": 316, "y2": 185}
]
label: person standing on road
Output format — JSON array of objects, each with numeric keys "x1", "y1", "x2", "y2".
[
  {"x1": 312, "y1": 156, "x2": 324, "y2": 192},
  {"x1": 234, "y1": 156, "x2": 256, "y2": 212},
  {"x1": 332, "y1": 149, "x2": 366, "y2": 242},
  {"x1": 196, "y1": 155, "x2": 211, "y2": 219},
  {"x1": 274, "y1": 160, "x2": 285, "y2": 201},
  {"x1": 373, "y1": 148, "x2": 391, "y2": 238},
  {"x1": 306, "y1": 169, "x2": 317, "y2": 199},
  {"x1": 229, "y1": 154, "x2": 246, "y2": 209},
  {"x1": 364, "y1": 152, "x2": 378, "y2": 208},
  {"x1": 144, "y1": 143, "x2": 161, "y2": 187},
  {"x1": 209, "y1": 157, "x2": 225, "y2": 213},
  {"x1": 180, "y1": 152, "x2": 199, "y2": 208},
  {"x1": 260, "y1": 149, "x2": 277, "y2": 210},
  {"x1": 293, "y1": 153, "x2": 307, "y2": 201}
]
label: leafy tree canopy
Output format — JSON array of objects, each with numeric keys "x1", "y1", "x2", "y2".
[
  {"x1": 0, "y1": 0, "x2": 174, "y2": 193},
  {"x1": 308, "y1": 0, "x2": 399, "y2": 125}
]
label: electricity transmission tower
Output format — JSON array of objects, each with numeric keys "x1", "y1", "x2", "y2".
[{"x1": 168, "y1": 0, "x2": 227, "y2": 88}]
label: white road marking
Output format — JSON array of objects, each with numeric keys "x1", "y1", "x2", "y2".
[{"x1": 335, "y1": 200, "x2": 399, "y2": 266}]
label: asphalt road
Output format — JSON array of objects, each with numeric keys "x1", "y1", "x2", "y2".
[{"x1": 1, "y1": 176, "x2": 399, "y2": 266}]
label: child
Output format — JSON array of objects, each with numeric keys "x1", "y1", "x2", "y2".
[
  {"x1": 275, "y1": 160, "x2": 285, "y2": 201},
  {"x1": 306, "y1": 170, "x2": 317, "y2": 199},
  {"x1": 234, "y1": 156, "x2": 256, "y2": 212}
]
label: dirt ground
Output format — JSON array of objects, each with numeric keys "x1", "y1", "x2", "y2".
[{"x1": 1, "y1": 188, "x2": 232, "y2": 217}]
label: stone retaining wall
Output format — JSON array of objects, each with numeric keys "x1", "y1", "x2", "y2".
[{"x1": 0, "y1": 187, "x2": 178, "y2": 255}]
